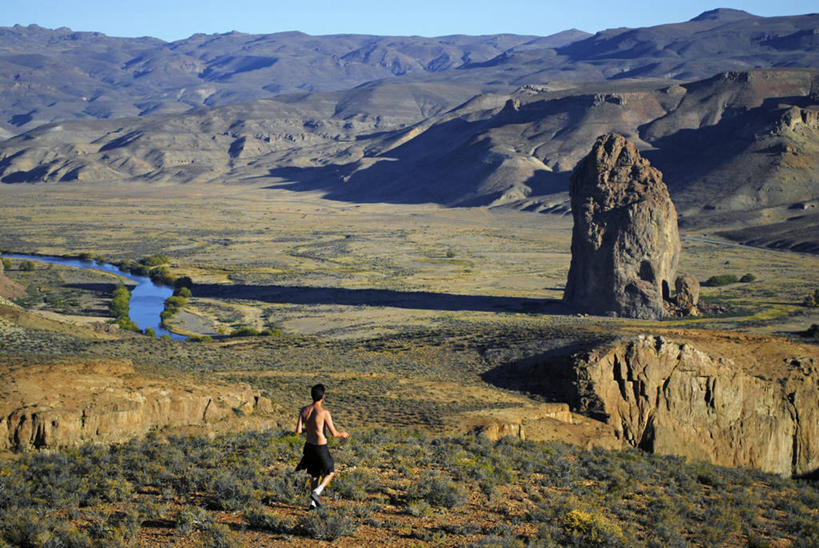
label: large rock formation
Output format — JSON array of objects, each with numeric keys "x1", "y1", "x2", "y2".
[
  {"x1": 564, "y1": 134, "x2": 681, "y2": 319},
  {"x1": 0, "y1": 359, "x2": 276, "y2": 451},
  {"x1": 572, "y1": 336, "x2": 818, "y2": 477}
]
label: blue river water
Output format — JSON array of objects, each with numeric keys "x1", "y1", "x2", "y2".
[{"x1": 7, "y1": 254, "x2": 185, "y2": 340}]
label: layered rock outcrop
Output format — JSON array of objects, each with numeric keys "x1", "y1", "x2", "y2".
[
  {"x1": 564, "y1": 134, "x2": 681, "y2": 319},
  {"x1": 0, "y1": 359, "x2": 275, "y2": 450},
  {"x1": 572, "y1": 336, "x2": 818, "y2": 476}
]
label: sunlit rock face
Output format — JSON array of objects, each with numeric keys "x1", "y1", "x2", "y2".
[{"x1": 564, "y1": 133, "x2": 680, "y2": 319}]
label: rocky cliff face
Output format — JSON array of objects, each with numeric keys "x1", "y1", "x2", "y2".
[
  {"x1": 563, "y1": 133, "x2": 681, "y2": 319},
  {"x1": 0, "y1": 359, "x2": 275, "y2": 451},
  {"x1": 572, "y1": 336, "x2": 818, "y2": 477}
]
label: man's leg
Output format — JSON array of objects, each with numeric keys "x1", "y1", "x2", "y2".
[
  {"x1": 308, "y1": 475, "x2": 321, "y2": 510},
  {"x1": 311, "y1": 472, "x2": 334, "y2": 507}
]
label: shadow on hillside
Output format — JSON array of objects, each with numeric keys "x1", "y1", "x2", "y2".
[
  {"x1": 193, "y1": 283, "x2": 563, "y2": 314},
  {"x1": 264, "y1": 103, "x2": 581, "y2": 206}
]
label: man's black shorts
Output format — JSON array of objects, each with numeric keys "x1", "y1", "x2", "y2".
[{"x1": 295, "y1": 442, "x2": 335, "y2": 477}]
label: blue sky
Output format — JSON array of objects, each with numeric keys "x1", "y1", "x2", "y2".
[{"x1": 2, "y1": 1, "x2": 817, "y2": 41}]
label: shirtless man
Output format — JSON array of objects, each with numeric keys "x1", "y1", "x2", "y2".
[{"x1": 295, "y1": 383, "x2": 349, "y2": 509}]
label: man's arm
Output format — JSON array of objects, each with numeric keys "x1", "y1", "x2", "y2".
[
  {"x1": 295, "y1": 407, "x2": 304, "y2": 435},
  {"x1": 324, "y1": 412, "x2": 349, "y2": 439}
]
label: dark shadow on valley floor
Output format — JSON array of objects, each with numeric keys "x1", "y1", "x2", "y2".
[{"x1": 193, "y1": 283, "x2": 563, "y2": 314}]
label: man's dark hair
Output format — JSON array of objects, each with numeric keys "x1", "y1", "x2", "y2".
[{"x1": 311, "y1": 383, "x2": 325, "y2": 402}]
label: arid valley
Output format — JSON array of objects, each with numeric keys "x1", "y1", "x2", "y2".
[{"x1": 1, "y1": 6, "x2": 818, "y2": 547}]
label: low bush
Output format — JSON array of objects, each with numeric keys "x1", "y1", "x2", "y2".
[
  {"x1": 406, "y1": 470, "x2": 467, "y2": 509},
  {"x1": 739, "y1": 273, "x2": 756, "y2": 283},
  {"x1": 140, "y1": 254, "x2": 169, "y2": 267},
  {"x1": 229, "y1": 326, "x2": 260, "y2": 337},
  {"x1": 175, "y1": 505, "x2": 213, "y2": 536},
  {"x1": 245, "y1": 506, "x2": 292, "y2": 533},
  {"x1": 296, "y1": 506, "x2": 358, "y2": 541},
  {"x1": 702, "y1": 274, "x2": 739, "y2": 287}
]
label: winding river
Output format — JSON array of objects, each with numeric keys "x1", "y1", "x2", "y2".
[{"x1": 6, "y1": 254, "x2": 185, "y2": 340}]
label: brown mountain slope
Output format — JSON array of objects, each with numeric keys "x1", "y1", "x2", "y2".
[{"x1": 1, "y1": 69, "x2": 818, "y2": 250}]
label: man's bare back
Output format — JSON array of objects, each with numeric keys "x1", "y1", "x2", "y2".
[{"x1": 297, "y1": 402, "x2": 343, "y2": 445}]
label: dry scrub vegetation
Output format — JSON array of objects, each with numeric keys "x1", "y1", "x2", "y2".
[
  {"x1": 1, "y1": 183, "x2": 819, "y2": 546},
  {"x1": 1, "y1": 428, "x2": 817, "y2": 547}
]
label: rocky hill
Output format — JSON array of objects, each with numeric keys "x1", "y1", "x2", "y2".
[
  {"x1": 1, "y1": 10, "x2": 818, "y2": 137},
  {"x1": 2, "y1": 68, "x2": 817, "y2": 250},
  {"x1": 0, "y1": 25, "x2": 585, "y2": 136}
]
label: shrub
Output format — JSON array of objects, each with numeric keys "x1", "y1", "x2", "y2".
[
  {"x1": 20, "y1": 260, "x2": 35, "y2": 271},
  {"x1": 230, "y1": 327, "x2": 260, "y2": 337},
  {"x1": 739, "y1": 273, "x2": 756, "y2": 283},
  {"x1": 1, "y1": 258, "x2": 11, "y2": 270},
  {"x1": 175, "y1": 286, "x2": 192, "y2": 298},
  {"x1": 187, "y1": 335, "x2": 212, "y2": 343},
  {"x1": 207, "y1": 470, "x2": 253, "y2": 510},
  {"x1": 174, "y1": 276, "x2": 193, "y2": 290},
  {"x1": 77, "y1": 252, "x2": 94, "y2": 262},
  {"x1": 802, "y1": 289, "x2": 819, "y2": 308},
  {"x1": 245, "y1": 506, "x2": 292, "y2": 533},
  {"x1": 560, "y1": 509, "x2": 627, "y2": 547},
  {"x1": 175, "y1": 505, "x2": 213, "y2": 536},
  {"x1": 406, "y1": 500, "x2": 432, "y2": 517},
  {"x1": 406, "y1": 470, "x2": 467, "y2": 509},
  {"x1": 703, "y1": 274, "x2": 738, "y2": 287},
  {"x1": 296, "y1": 507, "x2": 358, "y2": 541},
  {"x1": 140, "y1": 254, "x2": 169, "y2": 266},
  {"x1": 144, "y1": 327, "x2": 156, "y2": 337},
  {"x1": 198, "y1": 522, "x2": 240, "y2": 548},
  {"x1": 110, "y1": 285, "x2": 131, "y2": 320},
  {"x1": 150, "y1": 265, "x2": 176, "y2": 286}
]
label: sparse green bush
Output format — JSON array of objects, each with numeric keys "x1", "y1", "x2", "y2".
[
  {"x1": 150, "y1": 265, "x2": 176, "y2": 285},
  {"x1": 77, "y1": 252, "x2": 95, "y2": 262},
  {"x1": 175, "y1": 505, "x2": 213, "y2": 536},
  {"x1": 175, "y1": 286, "x2": 192, "y2": 298},
  {"x1": 703, "y1": 274, "x2": 739, "y2": 287},
  {"x1": 110, "y1": 285, "x2": 131, "y2": 319},
  {"x1": 187, "y1": 335, "x2": 212, "y2": 343},
  {"x1": 739, "y1": 273, "x2": 756, "y2": 283},
  {"x1": 19, "y1": 260, "x2": 35, "y2": 271},
  {"x1": 1, "y1": 258, "x2": 11, "y2": 270},
  {"x1": 140, "y1": 254, "x2": 169, "y2": 267},
  {"x1": 198, "y1": 521, "x2": 240, "y2": 548},
  {"x1": 296, "y1": 506, "x2": 358, "y2": 541},
  {"x1": 559, "y1": 508, "x2": 627, "y2": 547},
  {"x1": 144, "y1": 327, "x2": 156, "y2": 337},
  {"x1": 229, "y1": 326, "x2": 261, "y2": 337},
  {"x1": 245, "y1": 506, "x2": 292, "y2": 533},
  {"x1": 407, "y1": 470, "x2": 467, "y2": 509}
]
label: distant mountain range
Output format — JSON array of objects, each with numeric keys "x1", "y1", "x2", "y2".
[
  {"x1": 1, "y1": 9, "x2": 818, "y2": 251},
  {"x1": 1, "y1": 8, "x2": 817, "y2": 137}
]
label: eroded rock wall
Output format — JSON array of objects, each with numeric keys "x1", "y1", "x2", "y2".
[
  {"x1": 572, "y1": 336, "x2": 818, "y2": 476},
  {"x1": 0, "y1": 360, "x2": 274, "y2": 450}
]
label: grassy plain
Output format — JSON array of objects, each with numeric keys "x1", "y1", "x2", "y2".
[
  {"x1": 1, "y1": 181, "x2": 818, "y2": 546},
  {"x1": 2, "y1": 181, "x2": 818, "y2": 339}
]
